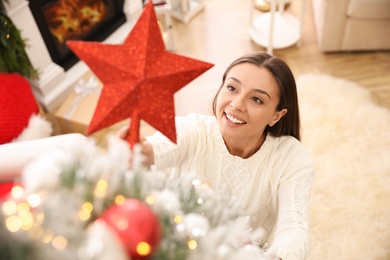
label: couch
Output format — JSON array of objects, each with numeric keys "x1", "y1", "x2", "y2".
[{"x1": 311, "y1": 0, "x2": 390, "y2": 52}]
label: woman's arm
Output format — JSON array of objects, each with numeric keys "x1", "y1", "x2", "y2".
[
  {"x1": 270, "y1": 168, "x2": 313, "y2": 260},
  {"x1": 116, "y1": 126, "x2": 155, "y2": 167}
]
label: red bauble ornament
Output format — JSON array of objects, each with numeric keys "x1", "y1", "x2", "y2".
[{"x1": 99, "y1": 199, "x2": 161, "y2": 259}]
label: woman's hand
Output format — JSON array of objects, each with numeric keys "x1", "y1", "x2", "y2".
[{"x1": 116, "y1": 125, "x2": 155, "y2": 168}]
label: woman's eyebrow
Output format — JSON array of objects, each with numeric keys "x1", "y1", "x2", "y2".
[
  {"x1": 227, "y1": 76, "x2": 271, "y2": 100},
  {"x1": 226, "y1": 76, "x2": 241, "y2": 84},
  {"x1": 254, "y1": 89, "x2": 271, "y2": 100}
]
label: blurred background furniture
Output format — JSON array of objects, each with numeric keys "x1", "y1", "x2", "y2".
[
  {"x1": 312, "y1": 0, "x2": 390, "y2": 52},
  {"x1": 169, "y1": 0, "x2": 206, "y2": 23},
  {"x1": 249, "y1": 0, "x2": 307, "y2": 54},
  {"x1": 143, "y1": 0, "x2": 175, "y2": 50}
]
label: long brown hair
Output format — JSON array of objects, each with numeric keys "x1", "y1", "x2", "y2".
[{"x1": 212, "y1": 52, "x2": 301, "y2": 140}]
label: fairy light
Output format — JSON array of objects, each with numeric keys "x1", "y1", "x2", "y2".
[
  {"x1": 20, "y1": 211, "x2": 34, "y2": 230},
  {"x1": 94, "y1": 180, "x2": 107, "y2": 198},
  {"x1": 78, "y1": 210, "x2": 91, "y2": 221},
  {"x1": 187, "y1": 239, "x2": 197, "y2": 250},
  {"x1": 136, "y1": 242, "x2": 151, "y2": 256},
  {"x1": 42, "y1": 229, "x2": 54, "y2": 243},
  {"x1": 28, "y1": 225, "x2": 44, "y2": 240},
  {"x1": 52, "y1": 236, "x2": 68, "y2": 251},
  {"x1": 197, "y1": 198, "x2": 204, "y2": 205},
  {"x1": 145, "y1": 195, "x2": 155, "y2": 205},
  {"x1": 35, "y1": 212, "x2": 45, "y2": 226},
  {"x1": 192, "y1": 227, "x2": 202, "y2": 237},
  {"x1": 11, "y1": 185, "x2": 24, "y2": 199},
  {"x1": 176, "y1": 222, "x2": 185, "y2": 233},
  {"x1": 192, "y1": 179, "x2": 202, "y2": 186},
  {"x1": 27, "y1": 193, "x2": 41, "y2": 208},
  {"x1": 174, "y1": 214, "x2": 185, "y2": 234},
  {"x1": 173, "y1": 215, "x2": 182, "y2": 224},
  {"x1": 114, "y1": 195, "x2": 125, "y2": 205},
  {"x1": 5, "y1": 215, "x2": 22, "y2": 232},
  {"x1": 17, "y1": 202, "x2": 30, "y2": 213},
  {"x1": 2, "y1": 200, "x2": 17, "y2": 215},
  {"x1": 79, "y1": 202, "x2": 93, "y2": 221}
]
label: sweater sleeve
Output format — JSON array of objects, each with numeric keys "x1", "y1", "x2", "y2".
[
  {"x1": 266, "y1": 143, "x2": 314, "y2": 260},
  {"x1": 146, "y1": 113, "x2": 203, "y2": 170}
]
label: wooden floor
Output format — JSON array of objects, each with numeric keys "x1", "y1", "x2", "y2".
[
  {"x1": 169, "y1": 0, "x2": 390, "y2": 106},
  {"x1": 88, "y1": 0, "x2": 390, "y2": 146}
]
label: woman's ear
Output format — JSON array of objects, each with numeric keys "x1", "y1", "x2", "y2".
[{"x1": 269, "y1": 108, "x2": 287, "y2": 127}]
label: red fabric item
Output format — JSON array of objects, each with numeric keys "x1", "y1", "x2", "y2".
[
  {"x1": 0, "y1": 182, "x2": 15, "y2": 200},
  {"x1": 0, "y1": 73, "x2": 39, "y2": 144}
]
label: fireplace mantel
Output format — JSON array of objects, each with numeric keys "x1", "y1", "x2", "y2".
[{"x1": 3, "y1": 0, "x2": 142, "y2": 112}]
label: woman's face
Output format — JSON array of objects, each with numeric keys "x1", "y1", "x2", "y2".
[{"x1": 215, "y1": 63, "x2": 287, "y2": 144}]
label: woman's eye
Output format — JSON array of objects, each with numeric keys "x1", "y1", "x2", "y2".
[
  {"x1": 226, "y1": 85, "x2": 236, "y2": 91},
  {"x1": 252, "y1": 97, "x2": 263, "y2": 104}
]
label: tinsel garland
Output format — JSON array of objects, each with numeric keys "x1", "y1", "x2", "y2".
[
  {"x1": 0, "y1": 10, "x2": 39, "y2": 79},
  {"x1": 0, "y1": 136, "x2": 277, "y2": 260}
]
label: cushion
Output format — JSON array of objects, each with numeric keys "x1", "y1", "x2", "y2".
[{"x1": 0, "y1": 73, "x2": 39, "y2": 144}]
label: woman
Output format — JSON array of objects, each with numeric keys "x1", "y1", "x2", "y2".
[{"x1": 118, "y1": 52, "x2": 314, "y2": 260}]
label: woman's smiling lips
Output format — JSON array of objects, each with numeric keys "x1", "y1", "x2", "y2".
[{"x1": 225, "y1": 112, "x2": 247, "y2": 124}]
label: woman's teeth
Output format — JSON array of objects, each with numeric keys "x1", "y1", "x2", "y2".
[{"x1": 226, "y1": 114, "x2": 245, "y2": 124}]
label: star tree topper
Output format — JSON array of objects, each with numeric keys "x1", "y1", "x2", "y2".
[{"x1": 67, "y1": 1, "x2": 214, "y2": 146}]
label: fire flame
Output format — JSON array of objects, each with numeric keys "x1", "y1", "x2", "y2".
[{"x1": 43, "y1": 0, "x2": 108, "y2": 44}]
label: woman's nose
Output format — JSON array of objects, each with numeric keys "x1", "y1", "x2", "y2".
[{"x1": 230, "y1": 96, "x2": 246, "y2": 111}]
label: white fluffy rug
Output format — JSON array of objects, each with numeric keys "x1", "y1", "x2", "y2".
[{"x1": 297, "y1": 74, "x2": 390, "y2": 260}]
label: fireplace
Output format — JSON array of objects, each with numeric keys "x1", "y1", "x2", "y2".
[
  {"x1": 2, "y1": 0, "x2": 142, "y2": 111},
  {"x1": 28, "y1": 0, "x2": 127, "y2": 71}
]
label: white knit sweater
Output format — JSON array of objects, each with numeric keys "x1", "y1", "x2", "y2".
[{"x1": 147, "y1": 113, "x2": 314, "y2": 260}]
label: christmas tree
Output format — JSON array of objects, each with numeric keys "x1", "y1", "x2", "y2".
[
  {"x1": 0, "y1": 2, "x2": 39, "y2": 79},
  {"x1": 0, "y1": 136, "x2": 275, "y2": 260}
]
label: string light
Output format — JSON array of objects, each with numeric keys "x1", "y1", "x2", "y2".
[
  {"x1": 173, "y1": 215, "x2": 182, "y2": 224},
  {"x1": 27, "y1": 193, "x2": 42, "y2": 208},
  {"x1": 28, "y1": 225, "x2": 44, "y2": 240},
  {"x1": 114, "y1": 195, "x2": 125, "y2": 205},
  {"x1": 2, "y1": 200, "x2": 17, "y2": 215},
  {"x1": 52, "y1": 236, "x2": 67, "y2": 251},
  {"x1": 5, "y1": 215, "x2": 22, "y2": 232},
  {"x1": 145, "y1": 195, "x2": 155, "y2": 205},
  {"x1": 136, "y1": 242, "x2": 151, "y2": 256},
  {"x1": 17, "y1": 202, "x2": 30, "y2": 213},
  {"x1": 192, "y1": 227, "x2": 202, "y2": 237},
  {"x1": 192, "y1": 179, "x2": 202, "y2": 186},
  {"x1": 79, "y1": 202, "x2": 93, "y2": 221},
  {"x1": 187, "y1": 239, "x2": 197, "y2": 250},
  {"x1": 42, "y1": 229, "x2": 54, "y2": 244},
  {"x1": 11, "y1": 185, "x2": 24, "y2": 199},
  {"x1": 35, "y1": 212, "x2": 45, "y2": 226},
  {"x1": 94, "y1": 179, "x2": 108, "y2": 197},
  {"x1": 20, "y1": 211, "x2": 34, "y2": 230}
]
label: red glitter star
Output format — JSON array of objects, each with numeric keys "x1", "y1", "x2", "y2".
[{"x1": 67, "y1": 1, "x2": 213, "y2": 146}]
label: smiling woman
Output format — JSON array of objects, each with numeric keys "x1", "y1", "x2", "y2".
[
  {"x1": 117, "y1": 51, "x2": 314, "y2": 260},
  {"x1": 213, "y1": 63, "x2": 287, "y2": 158}
]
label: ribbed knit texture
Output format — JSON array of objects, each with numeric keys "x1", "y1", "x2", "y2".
[
  {"x1": 147, "y1": 113, "x2": 314, "y2": 260},
  {"x1": 0, "y1": 73, "x2": 39, "y2": 144}
]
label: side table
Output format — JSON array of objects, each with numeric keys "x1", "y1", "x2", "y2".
[{"x1": 249, "y1": 0, "x2": 307, "y2": 54}]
